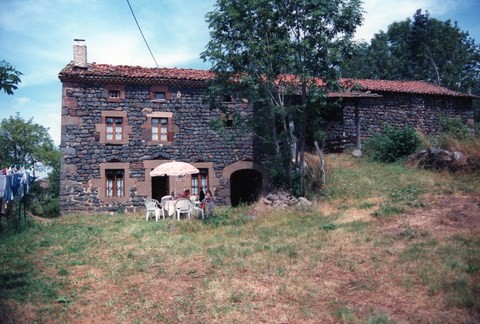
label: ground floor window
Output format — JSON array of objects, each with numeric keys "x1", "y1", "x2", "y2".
[
  {"x1": 191, "y1": 168, "x2": 208, "y2": 196},
  {"x1": 106, "y1": 169, "x2": 124, "y2": 197}
]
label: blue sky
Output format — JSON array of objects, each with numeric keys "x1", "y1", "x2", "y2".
[{"x1": 1, "y1": 0, "x2": 479, "y2": 146}]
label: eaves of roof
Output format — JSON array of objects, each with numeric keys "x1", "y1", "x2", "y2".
[
  {"x1": 58, "y1": 62, "x2": 215, "y2": 87},
  {"x1": 342, "y1": 79, "x2": 476, "y2": 98},
  {"x1": 327, "y1": 91, "x2": 382, "y2": 99},
  {"x1": 58, "y1": 63, "x2": 476, "y2": 98}
]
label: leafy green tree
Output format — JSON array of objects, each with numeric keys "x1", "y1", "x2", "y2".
[
  {"x1": 0, "y1": 60, "x2": 22, "y2": 95},
  {"x1": 340, "y1": 41, "x2": 372, "y2": 79},
  {"x1": 341, "y1": 9, "x2": 480, "y2": 95},
  {"x1": 0, "y1": 113, "x2": 57, "y2": 169},
  {"x1": 0, "y1": 114, "x2": 60, "y2": 217},
  {"x1": 201, "y1": 0, "x2": 363, "y2": 195}
]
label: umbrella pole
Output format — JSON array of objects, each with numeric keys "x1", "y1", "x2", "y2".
[{"x1": 174, "y1": 176, "x2": 177, "y2": 198}]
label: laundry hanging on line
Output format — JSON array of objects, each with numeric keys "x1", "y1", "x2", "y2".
[{"x1": 0, "y1": 165, "x2": 35, "y2": 202}]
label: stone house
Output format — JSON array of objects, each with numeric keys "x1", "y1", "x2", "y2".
[
  {"x1": 58, "y1": 40, "x2": 475, "y2": 214},
  {"x1": 59, "y1": 40, "x2": 268, "y2": 214}
]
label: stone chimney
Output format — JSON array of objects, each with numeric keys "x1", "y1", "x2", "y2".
[{"x1": 73, "y1": 39, "x2": 87, "y2": 68}]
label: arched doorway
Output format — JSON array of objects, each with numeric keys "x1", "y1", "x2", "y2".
[{"x1": 230, "y1": 169, "x2": 262, "y2": 207}]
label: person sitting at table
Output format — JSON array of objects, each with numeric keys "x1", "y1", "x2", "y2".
[
  {"x1": 182, "y1": 188, "x2": 191, "y2": 199},
  {"x1": 204, "y1": 189, "x2": 214, "y2": 216}
]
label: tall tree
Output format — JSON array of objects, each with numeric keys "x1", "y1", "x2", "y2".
[
  {"x1": 0, "y1": 60, "x2": 23, "y2": 95},
  {"x1": 341, "y1": 9, "x2": 480, "y2": 95},
  {"x1": 0, "y1": 113, "x2": 57, "y2": 169},
  {"x1": 201, "y1": 0, "x2": 363, "y2": 195}
]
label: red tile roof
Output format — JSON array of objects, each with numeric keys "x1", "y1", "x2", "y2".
[
  {"x1": 59, "y1": 63, "x2": 215, "y2": 85},
  {"x1": 59, "y1": 62, "x2": 475, "y2": 98},
  {"x1": 342, "y1": 79, "x2": 473, "y2": 98}
]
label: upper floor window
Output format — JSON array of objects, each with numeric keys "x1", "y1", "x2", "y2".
[
  {"x1": 155, "y1": 92, "x2": 166, "y2": 100},
  {"x1": 105, "y1": 169, "x2": 124, "y2": 198},
  {"x1": 152, "y1": 117, "x2": 169, "y2": 141},
  {"x1": 150, "y1": 86, "x2": 171, "y2": 101},
  {"x1": 106, "y1": 117, "x2": 123, "y2": 141},
  {"x1": 104, "y1": 85, "x2": 125, "y2": 102},
  {"x1": 109, "y1": 90, "x2": 120, "y2": 98},
  {"x1": 96, "y1": 111, "x2": 130, "y2": 145},
  {"x1": 225, "y1": 114, "x2": 234, "y2": 127},
  {"x1": 145, "y1": 111, "x2": 174, "y2": 144}
]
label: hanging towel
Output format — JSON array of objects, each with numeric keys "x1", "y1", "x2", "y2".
[
  {"x1": 0, "y1": 175, "x2": 6, "y2": 199},
  {"x1": 4, "y1": 174, "x2": 14, "y2": 201},
  {"x1": 13, "y1": 173, "x2": 23, "y2": 200}
]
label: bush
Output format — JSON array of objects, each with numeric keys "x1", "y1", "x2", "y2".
[
  {"x1": 439, "y1": 116, "x2": 470, "y2": 140},
  {"x1": 432, "y1": 116, "x2": 471, "y2": 148},
  {"x1": 364, "y1": 125, "x2": 421, "y2": 163},
  {"x1": 29, "y1": 196, "x2": 60, "y2": 218}
]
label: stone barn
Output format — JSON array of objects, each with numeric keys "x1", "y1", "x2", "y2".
[{"x1": 323, "y1": 79, "x2": 476, "y2": 152}]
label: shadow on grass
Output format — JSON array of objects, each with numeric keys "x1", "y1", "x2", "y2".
[
  {"x1": 0, "y1": 272, "x2": 29, "y2": 291},
  {"x1": 0, "y1": 299, "x2": 15, "y2": 324},
  {"x1": 0, "y1": 272, "x2": 30, "y2": 324}
]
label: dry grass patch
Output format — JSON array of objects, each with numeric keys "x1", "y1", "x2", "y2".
[{"x1": 1, "y1": 154, "x2": 479, "y2": 322}]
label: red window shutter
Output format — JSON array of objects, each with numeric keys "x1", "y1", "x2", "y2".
[{"x1": 167, "y1": 121, "x2": 174, "y2": 142}]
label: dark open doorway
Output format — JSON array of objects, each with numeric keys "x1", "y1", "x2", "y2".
[
  {"x1": 230, "y1": 169, "x2": 262, "y2": 207},
  {"x1": 152, "y1": 176, "x2": 169, "y2": 201}
]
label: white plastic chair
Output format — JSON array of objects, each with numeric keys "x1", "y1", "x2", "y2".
[
  {"x1": 190, "y1": 196, "x2": 204, "y2": 219},
  {"x1": 174, "y1": 198, "x2": 192, "y2": 220},
  {"x1": 144, "y1": 198, "x2": 162, "y2": 221}
]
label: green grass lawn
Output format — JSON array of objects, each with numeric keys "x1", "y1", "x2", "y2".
[{"x1": 1, "y1": 154, "x2": 479, "y2": 323}]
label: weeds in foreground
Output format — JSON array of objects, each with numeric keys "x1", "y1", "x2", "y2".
[{"x1": 1, "y1": 155, "x2": 479, "y2": 322}]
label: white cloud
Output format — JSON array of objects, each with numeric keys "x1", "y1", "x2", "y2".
[{"x1": 15, "y1": 97, "x2": 31, "y2": 105}]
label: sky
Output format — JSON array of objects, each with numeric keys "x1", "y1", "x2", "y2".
[{"x1": 0, "y1": 0, "x2": 479, "y2": 147}]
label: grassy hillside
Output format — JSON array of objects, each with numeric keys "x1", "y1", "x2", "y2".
[{"x1": 1, "y1": 154, "x2": 479, "y2": 323}]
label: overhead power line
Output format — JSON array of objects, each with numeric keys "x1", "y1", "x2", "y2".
[{"x1": 126, "y1": 0, "x2": 160, "y2": 68}]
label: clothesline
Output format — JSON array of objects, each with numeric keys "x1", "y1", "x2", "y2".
[
  {"x1": 0, "y1": 165, "x2": 35, "y2": 202},
  {"x1": 0, "y1": 164, "x2": 36, "y2": 230}
]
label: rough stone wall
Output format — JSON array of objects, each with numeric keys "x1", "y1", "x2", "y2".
[
  {"x1": 333, "y1": 93, "x2": 474, "y2": 142},
  {"x1": 60, "y1": 81, "x2": 254, "y2": 214}
]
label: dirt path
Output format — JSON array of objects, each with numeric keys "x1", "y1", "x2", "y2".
[{"x1": 383, "y1": 193, "x2": 480, "y2": 239}]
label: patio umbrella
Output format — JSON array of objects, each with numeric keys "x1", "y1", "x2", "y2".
[{"x1": 150, "y1": 161, "x2": 199, "y2": 195}]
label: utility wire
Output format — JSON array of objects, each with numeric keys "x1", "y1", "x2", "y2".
[{"x1": 126, "y1": 0, "x2": 160, "y2": 68}]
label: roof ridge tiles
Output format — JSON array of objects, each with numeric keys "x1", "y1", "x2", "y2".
[{"x1": 58, "y1": 63, "x2": 476, "y2": 98}]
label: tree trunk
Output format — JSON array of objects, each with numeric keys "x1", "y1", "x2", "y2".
[
  {"x1": 299, "y1": 82, "x2": 308, "y2": 197},
  {"x1": 268, "y1": 102, "x2": 281, "y2": 161},
  {"x1": 314, "y1": 141, "x2": 326, "y2": 185}
]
